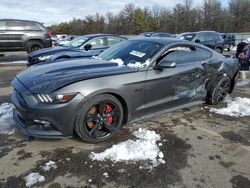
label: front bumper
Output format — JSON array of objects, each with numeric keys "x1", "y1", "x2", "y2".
[
  {"x1": 44, "y1": 38, "x2": 52, "y2": 48},
  {"x1": 13, "y1": 110, "x2": 69, "y2": 138},
  {"x1": 11, "y1": 78, "x2": 82, "y2": 139}
]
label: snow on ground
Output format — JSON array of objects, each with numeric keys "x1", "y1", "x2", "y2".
[
  {"x1": 24, "y1": 161, "x2": 57, "y2": 186},
  {"x1": 0, "y1": 103, "x2": 15, "y2": 134},
  {"x1": 0, "y1": 61, "x2": 27, "y2": 65},
  {"x1": 236, "y1": 79, "x2": 250, "y2": 87},
  {"x1": 210, "y1": 97, "x2": 250, "y2": 117},
  {"x1": 42, "y1": 160, "x2": 57, "y2": 171},
  {"x1": 24, "y1": 173, "x2": 45, "y2": 187},
  {"x1": 90, "y1": 128, "x2": 165, "y2": 167}
]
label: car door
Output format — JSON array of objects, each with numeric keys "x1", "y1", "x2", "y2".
[
  {"x1": 0, "y1": 20, "x2": 8, "y2": 49},
  {"x1": 203, "y1": 33, "x2": 216, "y2": 49},
  {"x1": 144, "y1": 44, "x2": 206, "y2": 114},
  {"x1": 6, "y1": 20, "x2": 26, "y2": 48}
]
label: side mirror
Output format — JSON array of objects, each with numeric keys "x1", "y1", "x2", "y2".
[
  {"x1": 154, "y1": 61, "x2": 176, "y2": 70},
  {"x1": 195, "y1": 39, "x2": 200, "y2": 43},
  {"x1": 84, "y1": 44, "x2": 92, "y2": 51}
]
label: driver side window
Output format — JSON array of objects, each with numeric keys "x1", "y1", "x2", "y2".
[
  {"x1": 159, "y1": 46, "x2": 196, "y2": 64},
  {"x1": 194, "y1": 33, "x2": 204, "y2": 42},
  {"x1": 86, "y1": 37, "x2": 107, "y2": 49}
]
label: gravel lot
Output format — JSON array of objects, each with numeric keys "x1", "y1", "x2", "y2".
[{"x1": 0, "y1": 56, "x2": 250, "y2": 188}]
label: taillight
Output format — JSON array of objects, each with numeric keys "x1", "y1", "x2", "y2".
[{"x1": 46, "y1": 31, "x2": 52, "y2": 37}]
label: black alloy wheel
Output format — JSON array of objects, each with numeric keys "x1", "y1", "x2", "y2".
[
  {"x1": 74, "y1": 94, "x2": 124, "y2": 143},
  {"x1": 214, "y1": 79, "x2": 231, "y2": 103},
  {"x1": 207, "y1": 75, "x2": 231, "y2": 105}
]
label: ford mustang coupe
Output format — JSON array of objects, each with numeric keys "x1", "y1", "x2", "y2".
[{"x1": 11, "y1": 38, "x2": 239, "y2": 143}]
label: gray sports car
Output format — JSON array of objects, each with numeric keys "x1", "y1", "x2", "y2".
[{"x1": 11, "y1": 38, "x2": 239, "y2": 143}]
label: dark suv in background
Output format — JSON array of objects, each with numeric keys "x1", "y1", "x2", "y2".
[
  {"x1": 221, "y1": 33, "x2": 235, "y2": 51},
  {"x1": 0, "y1": 19, "x2": 52, "y2": 53},
  {"x1": 177, "y1": 31, "x2": 224, "y2": 53}
]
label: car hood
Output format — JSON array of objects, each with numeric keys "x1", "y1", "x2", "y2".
[
  {"x1": 15, "y1": 58, "x2": 137, "y2": 93},
  {"x1": 29, "y1": 46, "x2": 78, "y2": 57}
]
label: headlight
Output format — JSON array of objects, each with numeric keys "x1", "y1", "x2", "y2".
[
  {"x1": 35, "y1": 93, "x2": 77, "y2": 104},
  {"x1": 38, "y1": 55, "x2": 53, "y2": 61}
]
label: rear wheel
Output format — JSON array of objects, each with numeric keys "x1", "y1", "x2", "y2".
[
  {"x1": 27, "y1": 41, "x2": 44, "y2": 53},
  {"x1": 207, "y1": 76, "x2": 231, "y2": 105},
  {"x1": 74, "y1": 94, "x2": 124, "y2": 143}
]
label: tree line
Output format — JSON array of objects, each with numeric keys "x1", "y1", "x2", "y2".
[{"x1": 48, "y1": 0, "x2": 250, "y2": 35}]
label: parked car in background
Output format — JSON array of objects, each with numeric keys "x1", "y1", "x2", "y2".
[
  {"x1": 27, "y1": 34, "x2": 126, "y2": 66},
  {"x1": 139, "y1": 32, "x2": 172, "y2": 38},
  {"x1": 221, "y1": 33, "x2": 235, "y2": 51},
  {"x1": 177, "y1": 31, "x2": 224, "y2": 53},
  {"x1": 51, "y1": 34, "x2": 58, "y2": 46},
  {"x1": 12, "y1": 38, "x2": 239, "y2": 143},
  {"x1": 0, "y1": 19, "x2": 52, "y2": 53},
  {"x1": 54, "y1": 35, "x2": 76, "y2": 46}
]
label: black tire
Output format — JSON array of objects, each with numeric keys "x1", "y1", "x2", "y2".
[
  {"x1": 207, "y1": 75, "x2": 231, "y2": 105},
  {"x1": 27, "y1": 40, "x2": 44, "y2": 53},
  {"x1": 74, "y1": 94, "x2": 124, "y2": 143},
  {"x1": 215, "y1": 47, "x2": 223, "y2": 54}
]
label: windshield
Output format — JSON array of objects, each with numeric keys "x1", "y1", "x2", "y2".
[
  {"x1": 98, "y1": 40, "x2": 163, "y2": 66},
  {"x1": 64, "y1": 36, "x2": 89, "y2": 48},
  {"x1": 177, "y1": 33, "x2": 196, "y2": 41}
]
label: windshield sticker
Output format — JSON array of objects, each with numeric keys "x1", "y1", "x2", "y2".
[{"x1": 129, "y1": 50, "x2": 146, "y2": 58}]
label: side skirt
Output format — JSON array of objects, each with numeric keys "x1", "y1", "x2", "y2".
[{"x1": 129, "y1": 100, "x2": 204, "y2": 123}]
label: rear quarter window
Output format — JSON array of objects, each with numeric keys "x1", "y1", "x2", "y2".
[
  {"x1": 0, "y1": 21, "x2": 6, "y2": 30},
  {"x1": 107, "y1": 37, "x2": 125, "y2": 46},
  {"x1": 195, "y1": 47, "x2": 212, "y2": 61},
  {"x1": 25, "y1": 22, "x2": 42, "y2": 31},
  {"x1": 7, "y1": 21, "x2": 26, "y2": 30},
  {"x1": 161, "y1": 46, "x2": 212, "y2": 64}
]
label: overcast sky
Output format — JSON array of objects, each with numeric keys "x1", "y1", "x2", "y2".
[{"x1": 0, "y1": 0, "x2": 229, "y2": 26}]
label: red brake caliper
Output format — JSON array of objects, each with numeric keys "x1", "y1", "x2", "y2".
[{"x1": 105, "y1": 104, "x2": 113, "y2": 124}]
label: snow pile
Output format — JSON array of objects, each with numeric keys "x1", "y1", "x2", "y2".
[
  {"x1": 0, "y1": 103, "x2": 15, "y2": 134},
  {"x1": 24, "y1": 173, "x2": 45, "y2": 187},
  {"x1": 127, "y1": 62, "x2": 144, "y2": 68},
  {"x1": 0, "y1": 61, "x2": 27, "y2": 65},
  {"x1": 110, "y1": 58, "x2": 124, "y2": 66},
  {"x1": 90, "y1": 128, "x2": 165, "y2": 166},
  {"x1": 24, "y1": 161, "x2": 57, "y2": 187},
  {"x1": 236, "y1": 79, "x2": 250, "y2": 87},
  {"x1": 210, "y1": 97, "x2": 250, "y2": 117},
  {"x1": 42, "y1": 160, "x2": 57, "y2": 171}
]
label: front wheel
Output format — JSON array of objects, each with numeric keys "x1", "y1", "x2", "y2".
[
  {"x1": 207, "y1": 76, "x2": 231, "y2": 105},
  {"x1": 74, "y1": 94, "x2": 124, "y2": 143}
]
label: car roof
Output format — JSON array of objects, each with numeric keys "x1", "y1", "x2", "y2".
[
  {"x1": 83, "y1": 34, "x2": 126, "y2": 39},
  {"x1": 130, "y1": 37, "x2": 182, "y2": 45},
  {"x1": 181, "y1": 31, "x2": 219, "y2": 35},
  {"x1": 129, "y1": 37, "x2": 214, "y2": 51},
  {"x1": 0, "y1": 19, "x2": 43, "y2": 24}
]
